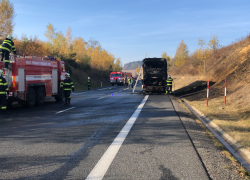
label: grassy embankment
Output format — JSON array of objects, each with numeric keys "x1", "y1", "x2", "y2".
[
  {"x1": 66, "y1": 64, "x2": 111, "y2": 91},
  {"x1": 171, "y1": 34, "x2": 250, "y2": 151}
]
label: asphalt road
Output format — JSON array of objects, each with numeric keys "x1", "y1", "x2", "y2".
[{"x1": 0, "y1": 83, "x2": 241, "y2": 180}]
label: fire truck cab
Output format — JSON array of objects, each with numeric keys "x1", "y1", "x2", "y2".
[{"x1": 0, "y1": 54, "x2": 66, "y2": 107}]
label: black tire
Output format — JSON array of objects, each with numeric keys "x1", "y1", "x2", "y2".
[
  {"x1": 7, "y1": 100, "x2": 14, "y2": 107},
  {"x1": 55, "y1": 88, "x2": 64, "y2": 101},
  {"x1": 36, "y1": 87, "x2": 45, "y2": 106},
  {"x1": 26, "y1": 88, "x2": 36, "y2": 107}
]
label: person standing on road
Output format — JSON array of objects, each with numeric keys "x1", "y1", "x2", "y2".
[
  {"x1": 166, "y1": 75, "x2": 173, "y2": 94},
  {"x1": 125, "y1": 76, "x2": 128, "y2": 88},
  {"x1": 123, "y1": 77, "x2": 126, "y2": 88},
  {"x1": 86, "y1": 77, "x2": 92, "y2": 90},
  {"x1": 127, "y1": 77, "x2": 130, "y2": 89},
  {"x1": 131, "y1": 76, "x2": 134, "y2": 88},
  {"x1": 128, "y1": 77, "x2": 132, "y2": 89},
  {"x1": 0, "y1": 69, "x2": 9, "y2": 113},
  {"x1": 61, "y1": 73, "x2": 74, "y2": 105},
  {"x1": 0, "y1": 35, "x2": 16, "y2": 69}
]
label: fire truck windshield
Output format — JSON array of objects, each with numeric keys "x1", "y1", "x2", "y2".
[{"x1": 111, "y1": 74, "x2": 122, "y2": 77}]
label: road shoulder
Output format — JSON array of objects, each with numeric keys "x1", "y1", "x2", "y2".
[{"x1": 170, "y1": 95, "x2": 242, "y2": 180}]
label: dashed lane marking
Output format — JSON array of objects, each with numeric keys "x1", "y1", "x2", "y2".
[
  {"x1": 86, "y1": 95, "x2": 149, "y2": 180},
  {"x1": 55, "y1": 107, "x2": 75, "y2": 114}
]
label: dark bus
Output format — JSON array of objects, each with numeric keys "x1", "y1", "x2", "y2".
[{"x1": 142, "y1": 58, "x2": 167, "y2": 93}]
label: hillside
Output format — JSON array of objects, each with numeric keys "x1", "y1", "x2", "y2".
[
  {"x1": 66, "y1": 64, "x2": 111, "y2": 91},
  {"x1": 123, "y1": 61, "x2": 142, "y2": 70},
  {"x1": 171, "y1": 34, "x2": 250, "y2": 150}
]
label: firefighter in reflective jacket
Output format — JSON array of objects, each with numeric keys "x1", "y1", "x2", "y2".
[
  {"x1": 0, "y1": 35, "x2": 16, "y2": 69},
  {"x1": 166, "y1": 75, "x2": 173, "y2": 94},
  {"x1": 61, "y1": 73, "x2": 74, "y2": 105},
  {"x1": 86, "y1": 77, "x2": 92, "y2": 90},
  {"x1": 0, "y1": 70, "x2": 9, "y2": 113}
]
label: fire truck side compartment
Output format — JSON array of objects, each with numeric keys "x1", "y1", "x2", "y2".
[
  {"x1": 52, "y1": 69, "x2": 58, "y2": 94},
  {"x1": 18, "y1": 68, "x2": 25, "y2": 92}
]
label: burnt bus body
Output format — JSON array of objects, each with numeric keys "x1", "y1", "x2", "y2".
[{"x1": 142, "y1": 58, "x2": 167, "y2": 93}]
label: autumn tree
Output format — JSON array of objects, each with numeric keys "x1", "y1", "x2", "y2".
[
  {"x1": 14, "y1": 35, "x2": 51, "y2": 56},
  {"x1": 113, "y1": 57, "x2": 122, "y2": 72},
  {"x1": 73, "y1": 37, "x2": 89, "y2": 69},
  {"x1": 195, "y1": 39, "x2": 211, "y2": 74},
  {"x1": 52, "y1": 31, "x2": 67, "y2": 57},
  {"x1": 208, "y1": 34, "x2": 220, "y2": 54},
  {"x1": 135, "y1": 65, "x2": 141, "y2": 76},
  {"x1": 43, "y1": 24, "x2": 122, "y2": 76},
  {"x1": 161, "y1": 51, "x2": 171, "y2": 69},
  {"x1": 14, "y1": 34, "x2": 29, "y2": 55},
  {"x1": 44, "y1": 23, "x2": 56, "y2": 44},
  {"x1": 25, "y1": 36, "x2": 45, "y2": 56},
  {"x1": 0, "y1": 0, "x2": 15, "y2": 38},
  {"x1": 174, "y1": 40, "x2": 189, "y2": 67}
]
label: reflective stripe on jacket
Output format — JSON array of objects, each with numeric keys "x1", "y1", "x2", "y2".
[
  {"x1": 0, "y1": 76, "x2": 9, "y2": 94},
  {"x1": 166, "y1": 78, "x2": 173, "y2": 86},
  {"x1": 61, "y1": 78, "x2": 74, "y2": 91},
  {"x1": 86, "y1": 79, "x2": 92, "y2": 86},
  {"x1": 0, "y1": 38, "x2": 16, "y2": 53}
]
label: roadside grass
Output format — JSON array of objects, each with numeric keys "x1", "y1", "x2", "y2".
[
  {"x1": 187, "y1": 97, "x2": 250, "y2": 152},
  {"x1": 176, "y1": 98, "x2": 250, "y2": 179}
]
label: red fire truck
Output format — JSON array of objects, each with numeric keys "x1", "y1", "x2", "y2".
[
  {"x1": 0, "y1": 55, "x2": 66, "y2": 107},
  {"x1": 110, "y1": 71, "x2": 132, "y2": 86}
]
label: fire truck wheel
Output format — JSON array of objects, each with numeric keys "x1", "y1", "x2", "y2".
[
  {"x1": 26, "y1": 88, "x2": 36, "y2": 108},
  {"x1": 55, "y1": 88, "x2": 63, "y2": 101},
  {"x1": 7, "y1": 100, "x2": 14, "y2": 107},
  {"x1": 36, "y1": 87, "x2": 45, "y2": 106}
]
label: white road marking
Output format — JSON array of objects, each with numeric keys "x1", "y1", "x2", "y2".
[
  {"x1": 86, "y1": 95, "x2": 149, "y2": 180},
  {"x1": 75, "y1": 92, "x2": 86, "y2": 94},
  {"x1": 97, "y1": 87, "x2": 111, "y2": 90},
  {"x1": 55, "y1": 107, "x2": 75, "y2": 114},
  {"x1": 97, "y1": 97, "x2": 105, "y2": 100}
]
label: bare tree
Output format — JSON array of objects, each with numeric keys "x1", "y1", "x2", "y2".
[{"x1": 88, "y1": 38, "x2": 100, "y2": 48}]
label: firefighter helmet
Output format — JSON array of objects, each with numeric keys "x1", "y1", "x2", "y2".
[
  {"x1": 65, "y1": 73, "x2": 70, "y2": 77},
  {"x1": 0, "y1": 69, "x2": 3, "y2": 76},
  {"x1": 168, "y1": 75, "x2": 171, "y2": 78},
  {"x1": 7, "y1": 35, "x2": 13, "y2": 40},
  {"x1": 88, "y1": 77, "x2": 90, "y2": 79}
]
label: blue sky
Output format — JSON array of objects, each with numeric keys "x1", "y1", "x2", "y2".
[{"x1": 12, "y1": 0, "x2": 250, "y2": 66}]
